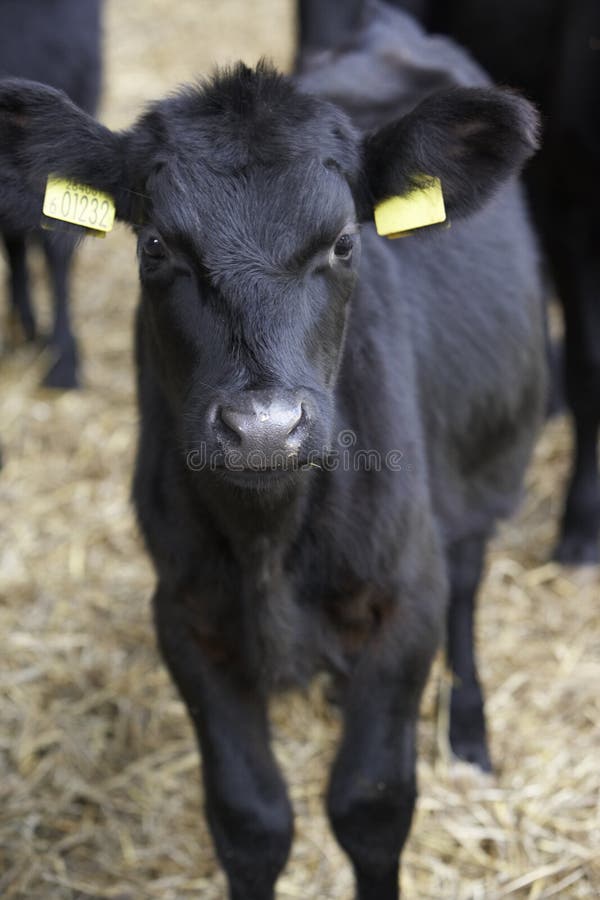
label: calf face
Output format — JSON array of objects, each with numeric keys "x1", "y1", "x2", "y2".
[
  {"x1": 0, "y1": 66, "x2": 537, "y2": 490},
  {"x1": 133, "y1": 94, "x2": 362, "y2": 482}
]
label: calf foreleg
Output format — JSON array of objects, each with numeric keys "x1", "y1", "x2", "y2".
[
  {"x1": 327, "y1": 601, "x2": 440, "y2": 900},
  {"x1": 153, "y1": 586, "x2": 293, "y2": 900}
]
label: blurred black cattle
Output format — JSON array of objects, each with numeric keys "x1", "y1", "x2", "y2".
[
  {"x1": 0, "y1": 0, "x2": 102, "y2": 388},
  {"x1": 299, "y1": 0, "x2": 600, "y2": 565}
]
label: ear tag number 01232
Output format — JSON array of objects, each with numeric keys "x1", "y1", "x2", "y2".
[
  {"x1": 43, "y1": 176, "x2": 116, "y2": 235},
  {"x1": 374, "y1": 175, "x2": 446, "y2": 238}
]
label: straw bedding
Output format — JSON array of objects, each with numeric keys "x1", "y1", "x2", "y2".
[{"x1": 1, "y1": 2, "x2": 598, "y2": 897}]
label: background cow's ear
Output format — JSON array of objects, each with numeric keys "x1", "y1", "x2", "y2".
[
  {"x1": 360, "y1": 87, "x2": 540, "y2": 221},
  {"x1": 0, "y1": 78, "x2": 135, "y2": 229}
]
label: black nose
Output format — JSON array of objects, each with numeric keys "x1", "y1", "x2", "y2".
[{"x1": 212, "y1": 390, "x2": 309, "y2": 466}]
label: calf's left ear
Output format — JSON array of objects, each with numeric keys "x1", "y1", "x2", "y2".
[{"x1": 361, "y1": 87, "x2": 540, "y2": 221}]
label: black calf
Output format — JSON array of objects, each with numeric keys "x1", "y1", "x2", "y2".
[
  {"x1": 0, "y1": 10, "x2": 545, "y2": 894},
  {"x1": 0, "y1": 0, "x2": 102, "y2": 388}
]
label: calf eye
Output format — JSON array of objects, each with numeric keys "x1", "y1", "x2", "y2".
[
  {"x1": 332, "y1": 233, "x2": 354, "y2": 262},
  {"x1": 142, "y1": 234, "x2": 167, "y2": 260}
]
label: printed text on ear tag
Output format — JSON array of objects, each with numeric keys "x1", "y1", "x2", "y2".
[
  {"x1": 43, "y1": 176, "x2": 116, "y2": 234},
  {"x1": 374, "y1": 175, "x2": 446, "y2": 238}
]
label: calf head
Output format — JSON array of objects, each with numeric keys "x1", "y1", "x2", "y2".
[{"x1": 0, "y1": 64, "x2": 538, "y2": 490}]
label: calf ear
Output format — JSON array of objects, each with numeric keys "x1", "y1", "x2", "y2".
[
  {"x1": 0, "y1": 78, "x2": 133, "y2": 229},
  {"x1": 361, "y1": 87, "x2": 540, "y2": 221}
]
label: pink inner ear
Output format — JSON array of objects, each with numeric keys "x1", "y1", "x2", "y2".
[
  {"x1": 451, "y1": 119, "x2": 489, "y2": 140},
  {"x1": 446, "y1": 119, "x2": 490, "y2": 160},
  {"x1": 0, "y1": 107, "x2": 28, "y2": 127}
]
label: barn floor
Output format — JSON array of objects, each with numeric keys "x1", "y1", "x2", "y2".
[{"x1": 1, "y1": 2, "x2": 599, "y2": 897}]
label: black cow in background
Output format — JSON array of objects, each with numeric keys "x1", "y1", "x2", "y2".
[
  {"x1": 0, "y1": 0, "x2": 102, "y2": 388},
  {"x1": 299, "y1": 0, "x2": 600, "y2": 565},
  {"x1": 415, "y1": 0, "x2": 600, "y2": 567},
  {"x1": 0, "y1": 6, "x2": 545, "y2": 899}
]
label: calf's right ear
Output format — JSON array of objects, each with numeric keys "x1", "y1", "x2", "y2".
[
  {"x1": 360, "y1": 86, "x2": 540, "y2": 222},
  {"x1": 0, "y1": 78, "x2": 135, "y2": 230}
]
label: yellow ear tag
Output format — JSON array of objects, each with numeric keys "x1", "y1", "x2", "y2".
[
  {"x1": 43, "y1": 176, "x2": 116, "y2": 235},
  {"x1": 374, "y1": 175, "x2": 446, "y2": 239}
]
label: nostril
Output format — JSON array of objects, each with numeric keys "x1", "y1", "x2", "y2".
[
  {"x1": 283, "y1": 403, "x2": 311, "y2": 452},
  {"x1": 287, "y1": 403, "x2": 306, "y2": 438},
  {"x1": 217, "y1": 406, "x2": 244, "y2": 444},
  {"x1": 213, "y1": 395, "x2": 312, "y2": 455}
]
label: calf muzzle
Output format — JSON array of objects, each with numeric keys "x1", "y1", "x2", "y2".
[{"x1": 211, "y1": 390, "x2": 311, "y2": 469}]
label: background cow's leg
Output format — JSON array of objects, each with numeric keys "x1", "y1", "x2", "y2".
[
  {"x1": 153, "y1": 587, "x2": 293, "y2": 900},
  {"x1": 3, "y1": 233, "x2": 35, "y2": 342},
  {"x1": 446, "y1": 534, "x2": 491, "y2": 771},
  {"x1": 556, "y1": 406, "x2": 600, "y2": 564},
  {"x1": 553, "y1": 245, "x2": 600, "y2": 565},
  {"x1": 40, "y1": 231, "x2": 79, "y2": 389},
  {"x1": 327, "y1": 618, "x2": 438, "y2": 900}
]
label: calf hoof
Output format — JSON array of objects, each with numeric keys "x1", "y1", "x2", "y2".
[
  {"x1": 230, "y1": 884, "x2": 275, "y2": 900},
  {"x1": 43, "y1": 354, "x2": 80, "y2": 390},
  {"x1": 553, "y1": 531, "x2": 600, "y2": 566},
  {"x1": 355, "y1": 864, "x2": 400, "y2": 900}
]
